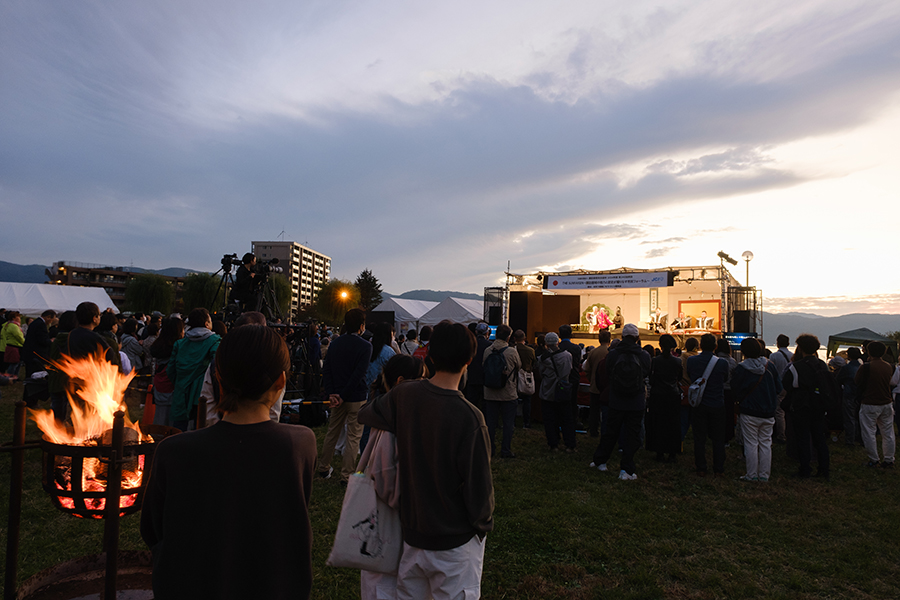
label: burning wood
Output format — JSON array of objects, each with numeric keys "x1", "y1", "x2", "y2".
[{"x1": 29, "y1": 349, "x2": 152, "y2": 445}]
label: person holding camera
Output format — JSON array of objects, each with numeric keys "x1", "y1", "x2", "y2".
[{"x1": 232, "y1": 253, "x2": 260, "y2": 312}]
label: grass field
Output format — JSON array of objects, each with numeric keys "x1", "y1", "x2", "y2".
[{"x1": 3, "y1": 381, "x2": 900, "y2": 599}]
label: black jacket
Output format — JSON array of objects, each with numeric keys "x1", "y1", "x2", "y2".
[
  {"x1": 606, "y1": 340, "x2": 651, "y2": 411},
  {"x1": 559, "y1": 339, "x2": 582, "y2": 385},
  {"x1": 22, "y1": 317, "x2": 52, "y2": 365}
]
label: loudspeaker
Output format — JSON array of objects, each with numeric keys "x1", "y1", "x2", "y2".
[
  {"x1": 488, "y1": 306, "x2": 502, "y2": 326},
  {"x1": 732, "y1": 310, "x2": 753, "y2": 332}
]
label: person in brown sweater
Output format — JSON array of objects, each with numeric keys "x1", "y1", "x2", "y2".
[
  {"x1": 359, "y1": 320, "x2": 494, "y2": 599},
  {"x1": 855, "y1": 341, "x2": 895, "y2": 467},
  {"x1": 584, "y1": 329, "x2": 611, "y2": 437}
]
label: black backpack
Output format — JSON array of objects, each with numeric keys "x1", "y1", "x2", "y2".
[
  {"x1": 484, "y1": 347, "x2": 510, "y2": 389},
  {"x1": 813, "y1": 361, "x2": 841, "y2": 416},
  {"x1": 611, "y1": 352, "x2": 644, "y2": 396}
]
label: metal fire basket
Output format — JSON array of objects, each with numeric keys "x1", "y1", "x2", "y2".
[{"x1": 40, "y1": 424, "x2": 178, "y2": 519}]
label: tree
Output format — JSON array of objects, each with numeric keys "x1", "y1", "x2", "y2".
[
  {"x1": 125, "y1": 273, "x2": 175, "y2": 315},
  {"x1": 885, "y1": 331, "x2": 900, "y2": 343},
  {"x1": 314, "y1": 279, "x2": 360, "y2": 326},
  {"x1": 355, "y1": 269, "x2": 383, "y2": 313},
  {"x1": 181, "y1": 273, "x2": 224, "y2": 313}
]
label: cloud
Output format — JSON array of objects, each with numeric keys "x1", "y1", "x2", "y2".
[
  {"x1": 1, "y1": 1, "x2": 899, "y2": 296},
  {"x1": 766, "y1": 294, "x2": 900, "y2": 317},
  {"x1": 644, "y1": 247, "x2": 675, "y2": 259}
]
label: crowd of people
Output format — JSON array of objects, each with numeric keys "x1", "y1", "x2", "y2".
[{"x1": 6, "y1": 300, "x2": 900, "y2": 599}]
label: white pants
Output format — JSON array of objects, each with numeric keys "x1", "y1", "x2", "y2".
[
  {"x1": 361, "y1": 570, "x2": 398, "y2": 600},
  {"x1": 397, "y1": 535, "x2": 486, "y2": 600},
  {"x1": 740, "y1": 414, "x2": 774, "y2": 480},
  {"x1": 859, "y1": 404, "x2": 895, "y2": 463}
]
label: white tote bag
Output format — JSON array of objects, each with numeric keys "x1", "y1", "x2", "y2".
[
  {"x1": 326, "y1": 430, "x2": 402, "y2": 573},
  {"x1": 517, "y1": 369, "x2": 535, "y2": 396}
]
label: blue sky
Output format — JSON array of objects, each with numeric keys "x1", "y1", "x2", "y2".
[{"x1": 2, "y1": 1, "x2": 899, "y2": 315}]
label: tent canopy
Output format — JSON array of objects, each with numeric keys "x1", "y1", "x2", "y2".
[
  {"x1": 827, "y1": 327, "x2": 899, "y2": 359},
  {"x1": 0, "y1": 282, "x2": 118, "y2": 317},
  {"x1": 372, "y1": 298, "x2": 438, "y2": 323},
  {"x1": 419, "y1": 297, "x2": 484, "y2": 327}
]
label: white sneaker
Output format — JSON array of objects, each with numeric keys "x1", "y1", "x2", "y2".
[
  {"x1": 597, "y1": 463, "x2": 608, "y2": 472},
  {"x1": 618, "y1": 470, "x2": 638, "y2": 481},
  {"x1": 589, "y1": 462, "x2": 597, "y2": 468}
]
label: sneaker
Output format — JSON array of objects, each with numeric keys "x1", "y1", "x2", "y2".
[
  {"x1": 883, "y1": 461, "x2": 894, "y2": 469},
  {"x1": 318, "y1": 466, "x2": 334, "y2": 479},
  {"x1": 597, "y1": 463, "x2": 608, "y2": 472},
  {"x1": 866, "y1": 460, "x2": 881, "y2": 468},
  {"x1": 758, "y1": 477, "x2": 769, "y2": 482},
  {"x1": 618, "y1": 470, "x2": 638, "y2": 481},
  {"x1": 739, "y1": 475, "x2": 758, "y2": 482}
]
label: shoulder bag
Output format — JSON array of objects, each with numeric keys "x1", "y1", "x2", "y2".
[
  {"x1": 326, "y1": 429, "x2": 403, "y2": 573},
  {"x1": 688, "y1": 356, "x2": 719, "y2": 408}
]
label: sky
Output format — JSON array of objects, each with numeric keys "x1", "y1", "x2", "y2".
[{"x1": 2, "y1": 0, "x2": 899, "y2": 316}]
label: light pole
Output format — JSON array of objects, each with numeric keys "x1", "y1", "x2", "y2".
[{"x1": 742, "y1": 251, "x2": 754, "y2": 287}]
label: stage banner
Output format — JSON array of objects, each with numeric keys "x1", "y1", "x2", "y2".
[{"x1": 543, "y1": 271, "x2": 675, "y2": 290}]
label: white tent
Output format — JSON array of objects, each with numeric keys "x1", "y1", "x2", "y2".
[
  {"x1": 419, "y1": 297, "x2": 484, "y2": 326},
  {"x1": 373, "y1": 298, "x2": 438, "y2": 334},
  {"x1": 0, "y1": 282, "x2": 118, "y2": 317}
]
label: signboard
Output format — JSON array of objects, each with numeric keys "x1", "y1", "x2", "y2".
[
  {"x1": 543, "y1": 271, "x2": 675, "y2": 290},
  {"x1": 724, "y1": 332, "x2": 758, "y2": 350}
]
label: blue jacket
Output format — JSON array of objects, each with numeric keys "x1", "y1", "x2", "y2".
[
  {"x1": 687, "y1": 351, "x2": 730, "y2": 408},
  {"x1": 835, "y1": 360, "x2": 861, "y2": 401},
  {"x1": 732, "y1": 359, "x2": 782, "y2": 418},
  {"x1": 323, "y1": 333, "x2": 373, "y2": 403}
]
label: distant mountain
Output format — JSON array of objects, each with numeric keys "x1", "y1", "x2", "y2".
[
  {"x1": 0, "y1": 260, "x2": 48, "y2": 284},
  {"x1": 384, "y1": 289, "x2": 483, "y2": 302},
  {"x1": 0, "y1": 260, "x2": 199, "y2": 283},
  {"x1": 128, "y1": 266, "x2": 199, "y2": 278},
  {"x1": 762, "y1": 311, "x2": 900, "y2": 345}
]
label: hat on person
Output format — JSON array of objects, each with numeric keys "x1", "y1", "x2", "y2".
[
  {"x1": 545, "y1": 332, "x2": 560, "y2": 345},
  {"x1": 622, "y1": 323, "x2": 639, "y2": 338},
  {"x1": 475, "y1": 322, "x2": 490, "y2": 335},
  {"x1": 828, "y1": 356, "x2": 847, "y2": 369}
]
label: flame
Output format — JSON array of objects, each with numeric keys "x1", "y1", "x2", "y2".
[
  {"x1": 29, "y1": 349, "x2": 154, "y2": 518},
  {"x1": 28, "y1": 347, "x2": 152, "y2": 444}
]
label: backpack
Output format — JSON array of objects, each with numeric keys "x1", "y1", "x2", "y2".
[
  {"x1": 813, "y1": 361, "x2": 840, "y2": 416},
  {"x1": 546, "y1": 350, "x2": 572, "y2": 401},
  {"x1": 784, "y1": 358, "x2": 838, "y2": 415},
  {"x1": 611, "y1": 352, "x2": 644, "y2": 396},
  {"x1": 484, "y1": 347, "x2": 511, "y2": 389}
]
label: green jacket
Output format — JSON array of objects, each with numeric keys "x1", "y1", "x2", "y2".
[
  {"x1": 0, "y1": 321, "x2": 24, "y2": 352},
  {"x1": 167, "y1": 329, "x2": 221, "y2": 423}
]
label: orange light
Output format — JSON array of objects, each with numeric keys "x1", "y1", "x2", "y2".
[{"x1": 340, "y1": 291, "x2": 348, "y2": 299}]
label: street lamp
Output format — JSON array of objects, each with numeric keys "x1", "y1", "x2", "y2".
[{"x1": 742, "y1": 251, "x2": 754, "y2": 287}]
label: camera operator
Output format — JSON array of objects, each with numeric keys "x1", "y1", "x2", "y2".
[{"x1": 232, "y1": 253, "x2": 260, "y2": 312}]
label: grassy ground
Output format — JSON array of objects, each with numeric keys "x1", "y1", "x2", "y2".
[{"x1": 3, "y1": 381, "x2": 900, "y2": 599}]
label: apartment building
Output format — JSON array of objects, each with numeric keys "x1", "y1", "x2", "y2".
[
  {"x1": 251, "y1": 241, "x2": 331, "y2": 317},
  {"x1": 47, "y1": 261, "x2": 189, "y2": 310}
]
